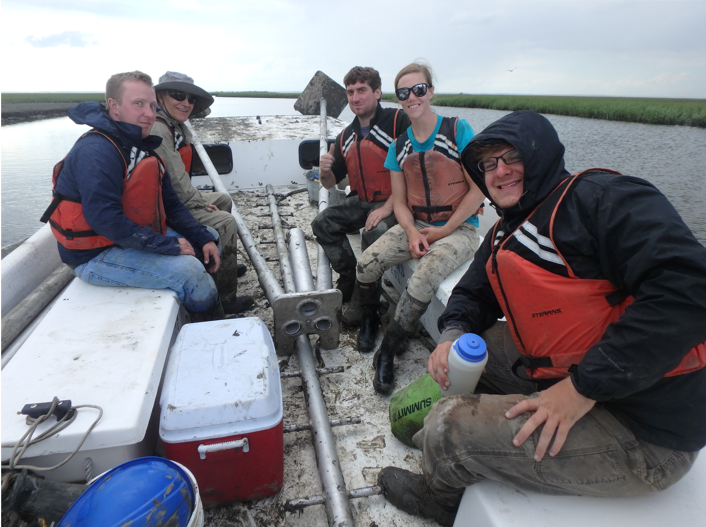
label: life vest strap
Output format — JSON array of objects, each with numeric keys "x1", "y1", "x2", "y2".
[
  {"x1": 48, "y1": 219, "x2": 98, "y2": 240},
  {"x1": 412, "y1": 205, "x2": 453, "y2": 214}
]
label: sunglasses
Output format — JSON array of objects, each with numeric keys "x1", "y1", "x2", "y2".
[
  {"x1": 395, "y1": 83, "x2": 430, "y2": 101},
  {"x1": 168, "y1": 90, "x2": 198, "y2": 104}
]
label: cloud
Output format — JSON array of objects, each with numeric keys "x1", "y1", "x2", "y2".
[{"x1": 26, "y1": 31, "x2": 94, "y2": 48}]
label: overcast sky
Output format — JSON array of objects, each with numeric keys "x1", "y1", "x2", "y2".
[{"x1": 2, "y1": 0, "x2": 704, "y2": 98}]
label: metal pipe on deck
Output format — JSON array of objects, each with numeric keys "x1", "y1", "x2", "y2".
[
  {"x1": 184, "y1": 120, "x2": 285, "y2": 303},
  {"x1": 289, "y1": 226, "x2": 354, "y2": 526},
  {"x1": 266, "y1": 185, "x2": 296, "y2": 294},
  {"x1": 316, "y1": 98, "x2": 334, "y2": 291}
]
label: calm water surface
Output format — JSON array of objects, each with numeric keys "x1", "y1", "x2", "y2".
[{"x1": 1, "y1": 98, "x2": 704, "y2": 249}]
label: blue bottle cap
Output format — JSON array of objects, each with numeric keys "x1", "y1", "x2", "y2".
[{"x1": 454, "y1": 333, "x2": 487, "y2": 362}]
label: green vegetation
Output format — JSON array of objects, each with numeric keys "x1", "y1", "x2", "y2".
[
  {"x1": 380, "y1": 93, "x2": 706, "y2": 128},
  {"x1": 2, "y1": 93, "x2": 104, "y2": 104},
  {"x1": 211, "y1": 91, "x2": 301, "y2": 99}
]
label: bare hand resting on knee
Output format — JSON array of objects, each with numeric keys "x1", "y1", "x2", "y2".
[{"x1": 505, "y1": 377, "x2": 596, "y2": 461}]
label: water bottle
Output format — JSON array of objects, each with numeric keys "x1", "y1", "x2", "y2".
[{"x1": 442, "y1": 333, "x2": 488, "y2": 397}]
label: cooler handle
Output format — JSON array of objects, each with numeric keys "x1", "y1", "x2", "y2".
[{"x1": 198, "y1": 437, "x2": 249, "y2": 460}]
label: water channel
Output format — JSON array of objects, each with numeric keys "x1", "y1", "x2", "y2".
[{"x1": 2, "y1": 98, "x2": 705, "y2": 250}]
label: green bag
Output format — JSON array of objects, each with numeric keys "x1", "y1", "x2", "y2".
[{"x1": 389, "y1": 373, "x2": 443, "y2": 448}]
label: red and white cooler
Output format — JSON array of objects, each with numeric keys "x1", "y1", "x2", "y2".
[{"x1": 159, "y1": 317, "x2": 283, "y2": 506}]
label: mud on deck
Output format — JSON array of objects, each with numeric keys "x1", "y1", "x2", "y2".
[{"x1": 204, "y1": 186, "x2": 437, "y2": 527}]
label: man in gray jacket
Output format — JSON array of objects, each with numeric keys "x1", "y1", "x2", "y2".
[{"x1": 151, "y1": 71, "x2": 251, "y2": 314}]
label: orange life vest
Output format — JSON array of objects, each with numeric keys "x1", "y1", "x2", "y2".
[
  {"x1": 395, "y1": 117, "x2": 469, "y2": 223},
  {"x1": 340, "y1": 109, "x2": 401, "y2": 202},
  {"x1": 486, "y1": 169, "x2": 706, "y2": 380},
  {"x1": 155, "y1": 116, "x2": 193, "y2": 173},
  {"x1": 42, "y1": 130, "x2": 168, "y2": 251}
]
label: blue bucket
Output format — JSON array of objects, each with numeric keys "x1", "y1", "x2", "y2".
[{"x1": 58, "y1": 457, "x2": 195, "y2": 527}]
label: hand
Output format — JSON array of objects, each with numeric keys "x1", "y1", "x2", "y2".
[
  {"x1": 419, "y1": 226, "x2": 448, "y2": 246},
  {"x1": 505, "y1": 377, "x2": 596, "y2": 461},
  {"x1": 407, "y1": 229, "x2": 430, "y2": 258},
  {"x1": 178, "y1": 238, "x2": 195, "y2": 256},
  {"x1": 202, "y1": 241, "x2": 221, "y2": 273},
  {"x1": 319, "y1": 144, "x2": 335, "y2": 173},
  {"x1": 205, "y1": 204, "x2": 219, "y2": 212},
  {"x1": 365, "y1": 206, "x2": 392, "y2": 231},
  {"x1": 428, "y1": 341, "x2": 453, "y2": 390}
]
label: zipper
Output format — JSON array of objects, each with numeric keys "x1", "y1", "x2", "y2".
[
  {"x1": 419, "y1": 151, "x2": 433, "y2": 220},
  {"x1": 355, "y1": 135, "x2": 368, "y2": 201}
]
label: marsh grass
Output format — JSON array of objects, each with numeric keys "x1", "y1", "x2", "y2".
[
  {"x1": 380, "y1": 93, "x2": 706, "y2": 128},
  {"x1": 2, "y1": 93, "x2": 104, "y2": 104}
]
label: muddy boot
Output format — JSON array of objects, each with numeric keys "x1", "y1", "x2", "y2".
[
  {"x1": 222, "y1": 295, "x2": 255, "y2": 315},
  {"x1": 357, "y1": 280, "x2": 381, "y2": 353},
  {"x1": 236, "y1": 263, "x2": 247, "y2": 277},
  {"x1": 393, "y1": 290, "x2": 430, "y2": 355},
  {"x1": 189, "y1": 300, "x2": 226, "y2": 323},
  {"x1": 373, "y1": 319, "x2": 411, "y2": 395},
  {"x1": 341, "y1": 284, "x2": 362, "y2": 327},
  {"x1": 377, "y1": 467, "x2": 459, "y2": 527},
  {"x1": 216, "y1": 246, "x2": 240, "y2": 304},
  {"x1": 335, "y1": 269, "x2": 356, "y2": 303}
]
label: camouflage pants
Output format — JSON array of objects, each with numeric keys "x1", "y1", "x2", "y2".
[
  {"x1": 311, "y1": 195, "x2": 397, "y2": 274},
  {"x1": 190, "y1": 192, "x2": 239, "y2": 302},
  {"x1": 413, "y1": 322, "x2": 698, "y2": 508},
  {"x1": 356, "y1": 220, "x2": 479, "y2": 303}
]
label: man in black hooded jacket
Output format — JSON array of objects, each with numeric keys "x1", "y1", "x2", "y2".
[{"x1": 376, "y1": 110, "x2": 706, "y2": 526}]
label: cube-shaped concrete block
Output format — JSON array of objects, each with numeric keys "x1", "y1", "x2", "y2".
[{"x1": 295, "y1": 71, "x2": 348, "y2": 118}]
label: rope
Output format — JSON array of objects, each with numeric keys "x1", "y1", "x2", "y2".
[{"x1": 2, "y1": 397, "x2": 103, "y2": 473}]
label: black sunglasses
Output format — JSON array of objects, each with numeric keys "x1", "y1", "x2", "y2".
[
  {"x1": 395, "y1": 83, "x2": 430, "y2": 101},
  {"x1": 168, "y1": 90, "x2": 198, "y2": 104}
]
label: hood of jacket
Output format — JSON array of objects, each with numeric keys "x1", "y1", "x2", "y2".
[
  {"x1": 461, "y1": 110, "x2": 570, "y2": 224},
  {"x1": 68, "y1": 101, "x2": 162, "y2": 152}
]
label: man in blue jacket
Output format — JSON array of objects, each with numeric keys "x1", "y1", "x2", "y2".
[{"x1": 43, "y1": 71, "x2": 221, "y2": 316}]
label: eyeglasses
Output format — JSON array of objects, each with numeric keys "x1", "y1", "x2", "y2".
[
  {"x1": 478, "y1": 149, "x2": 522, "y2": 172},
  {"x1": 395, "y1": 83, "x2": 430, "y2": 101},
  {"x1": 168, "y1": 90, "x2": 197, "y2": 104}
]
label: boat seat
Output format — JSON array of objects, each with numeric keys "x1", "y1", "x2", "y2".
[
  {"x1": 1, "y1": 278, "x2": 183, "y2": 482},
  {"x1": 453, "y1": 448, "x2": 706, "y2": 526}
]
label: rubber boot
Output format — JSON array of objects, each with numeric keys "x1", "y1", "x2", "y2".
[
  {"x1": 222, "y1": 295, "x2": 254, "y2": 315},
  {"x1": 341, "y1": 284, "x2": 362, "y2": 327},
  {"x1": 189, "y1": 300, "x2": 226, "y2": 323},
  {"x1": 378, "y1": 467, "x2": 459, "y2": 526},
  {"x1": 335, "y1": 269, "x2": 356, "y2": 303},
  {"x1": 393, "y1": 290, "x2": 430, "y2": 355},
  {"x1": 372, "y1": 319, "x2": 410, "y2": 395},
  {"x1": 357, "y1": 279, "x2": 381, "y2": 353}
]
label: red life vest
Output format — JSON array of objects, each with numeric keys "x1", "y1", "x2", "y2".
[
  {"x1": 486, "y1": 169, "x2": 706, "y2": 380},
  {"x1": 340, "y1": 109, "x2": 401, "y2": 202},
  {"x1": 42, "y1": 130, "x2": 168, "y2": 251},
  {"x1": 395, "y1": 117, "x2": 470, "y2": 223},
  {"x1": 155, "y1": 116, "x2": 193, "y2": 173}
]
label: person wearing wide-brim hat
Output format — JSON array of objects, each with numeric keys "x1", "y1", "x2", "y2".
[{"x1": 151, "y1": 71, "x2": 253, "y2": 315}]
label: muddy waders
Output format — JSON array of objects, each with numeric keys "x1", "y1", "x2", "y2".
[{"x1": 356, "y1": 279, "x2": 382, "y2": 353}]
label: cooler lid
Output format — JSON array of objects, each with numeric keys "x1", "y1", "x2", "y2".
[{"x1": 159, "y1": 318, "x2": 282, "y2": 442}]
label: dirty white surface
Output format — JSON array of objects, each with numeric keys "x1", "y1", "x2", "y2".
[
  {"x1": 204, "y1": 187, "x2": 438, "y2": 527},
  {"x1": 191, "y1": 115, "x2": 346, "y2": 143}
]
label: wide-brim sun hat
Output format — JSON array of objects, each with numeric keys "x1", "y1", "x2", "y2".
[{"x1": 154, "y1": 71, "x2": 214, "y2": 117}]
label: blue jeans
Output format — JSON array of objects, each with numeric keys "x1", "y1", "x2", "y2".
[{"x1": 74, "y1": 228, "x2": 219, "y2": 313}]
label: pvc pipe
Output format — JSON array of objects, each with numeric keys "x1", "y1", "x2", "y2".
[{"x1": 1, "y1": 265, "x2": 75, "y2": 352}]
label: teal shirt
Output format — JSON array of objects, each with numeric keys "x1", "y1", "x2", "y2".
[{"x1": 384, "y1": 115, "x2": 478, "y2": 227}]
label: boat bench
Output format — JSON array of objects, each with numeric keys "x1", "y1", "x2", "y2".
[
  {"x1": 1, "y1": 278, "x2": 183, "y2": 482},
  {"x1": 454, "y1": 450, "x2": 706, "y2": 526}
]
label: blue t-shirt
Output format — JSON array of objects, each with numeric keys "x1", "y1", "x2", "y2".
[{"x1": 384, "y1": 115, "x2": 478, "y2": 227}]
